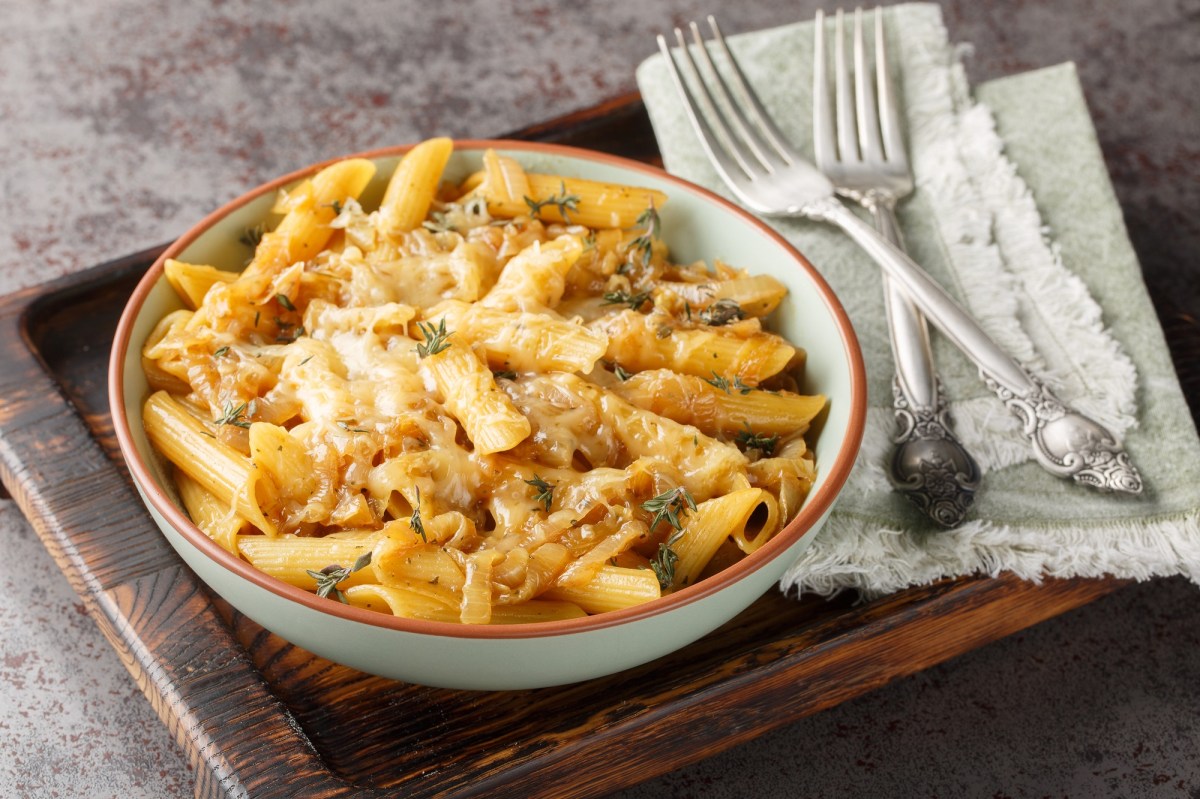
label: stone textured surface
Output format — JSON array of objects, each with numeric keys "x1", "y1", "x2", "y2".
[{"x1": 0, "y1": 1, "x2": 1196, "y2": 797}]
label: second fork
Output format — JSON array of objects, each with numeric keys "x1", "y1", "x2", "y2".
[{"x1": 814, "y1": 8, "x2": 980, "y2": 527}]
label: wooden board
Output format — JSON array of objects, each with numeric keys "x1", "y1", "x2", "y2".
[{"x1": 2, "y1": 94, "x2": 1194, "y2": 799}]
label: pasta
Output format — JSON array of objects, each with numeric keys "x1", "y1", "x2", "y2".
[{"x1": 142, "y1": 141, "x2": 826, "y2": 624}]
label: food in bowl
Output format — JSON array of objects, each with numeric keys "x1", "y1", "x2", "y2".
[{"x1": 136, "y1": 137, "x2": 829, "y2": 626}]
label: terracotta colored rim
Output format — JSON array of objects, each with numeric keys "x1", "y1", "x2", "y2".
[{"x1": 109, "y1": 139, "x2": 867, "y2": 640}]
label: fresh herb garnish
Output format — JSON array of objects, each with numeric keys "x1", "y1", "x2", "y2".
[
  {"x1": 275, "y1": 293, "x2": 296, "y2": 312},
  {"x1": 410, "y1": 487, "x2": 426, "y2": 542},
  {"x1": 337, "y1": 420, "x2": 370, "y2": 433},
  {"x1": 524, "y1": 181, "x2": 581, "y2": 220},
  {"x1": 213, "y1": 346, "x2": 230, "y2": 358},
  {"x1": 415, "y1": 318, "x2": 452, "y2": 358},
  {"x1": 735, "y1": 425, "x2": 780, "y2": 455},
  {"x1": 698, "y1": 298, "x2": 744, "y2": 326},
  {"x1": 328, "y1": 199, "x2": 344, "y2": 215},
  {"x1": 601, "y1": 290, "x2": 651, "y2": 311},
  {"x1": 640, "y1": 486, "x2": 697, "y2": 534},
  {"x1": 705, "y1": 371, "x2": 753, "y2": 395},
  {"x1": 627, "y1": 203, "x2": 661, "y2": 267},
  {"x1": 492, "y1": 369, "x2": 518, "y2": 380},
  {"x1": 613, "y1": 363, "x2": 632, "y2": 381},
  {"x1": 524, "y1": 474, "x2": 556, "y2": 512},
  {"x1": 651, "y1": 537, "x2": 682, "y2": 590},
  {"x1": 216, "y1": 401, "x2": 252, "y2": 429},
  {"x1": 306, "y1": 551, "x2": 373, "y2": 604},
  {"x1": 240, "y1": 224, "x2": 265, "y2": 250}
]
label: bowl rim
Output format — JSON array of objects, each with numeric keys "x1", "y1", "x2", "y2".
[{"x1": 108, "y1": 139, "x2": 866, "y2": 641}]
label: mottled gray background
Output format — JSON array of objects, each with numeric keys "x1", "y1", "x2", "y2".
[{"x1": 1, "y1": 1, "x2": 1198, "y2": 797}]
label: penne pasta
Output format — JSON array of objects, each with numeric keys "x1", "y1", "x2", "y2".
[
  {"x1": 378, "y1": 137, "x2": 454, "y2": 234},
  {"x1": 614, "y1": 369, "x2": 827, "y2": 438},
  {"x1": 593, "y1": 309, "x2": 797, "y2": 386},
  {"x1": 543, "y1": 565, "x2": 662, "y2": 614},
  {"x1": 142, "y1": 142, "x2": 826, "y2": 623}
]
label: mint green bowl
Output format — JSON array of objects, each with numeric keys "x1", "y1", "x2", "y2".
[{"x1": 110, "y1": 141, "x2": 866, "y2": 690}]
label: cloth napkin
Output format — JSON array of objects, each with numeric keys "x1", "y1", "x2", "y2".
[{"x1": 635, "y1": 3, "x2": 1200, "y2": 597}]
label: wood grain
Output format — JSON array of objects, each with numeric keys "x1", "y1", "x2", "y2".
[{"x1": 0, "y1": 97, "x2": 1176, "y2": 799}]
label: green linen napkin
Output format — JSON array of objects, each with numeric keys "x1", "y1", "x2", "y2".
[{"x1": 635, "y1": 3, "x2": 1200, "y2": 596}]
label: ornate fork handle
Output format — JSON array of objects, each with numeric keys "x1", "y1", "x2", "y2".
[
  {"x1": 866, "y1": 194, "x2": 980, "y2": 526},
  {"x1": 810, "y1": 195, "x2": 1143, "y2": 495}
]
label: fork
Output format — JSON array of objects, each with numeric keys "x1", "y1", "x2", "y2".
[
  {"x1": 655, "y1": 17, "x2": 1143, "y2": 494},
  {"x1": 813, "y1": 8, "x2": 979, "y2": 526}
]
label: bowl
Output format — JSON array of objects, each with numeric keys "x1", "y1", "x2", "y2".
[{"x1": 109, "y1": 140, "x2": 866, "y2": 690}]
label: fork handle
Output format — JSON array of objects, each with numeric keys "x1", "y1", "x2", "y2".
[
  {"x1": 868, "y1": 197, "x2": 980, "y2": 526},
  {"x1": 813, "y1": 196, "x2": 1143, "y2": 494},
  {"x1": 870, "y1": 199, "x2": 938, "y2": 408}
]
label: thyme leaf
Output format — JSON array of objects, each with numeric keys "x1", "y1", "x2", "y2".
[
  {"x1": 627, "y1": 203, "x2": 661, "y2": 267},
  {"x1": 524, "y1": 474, "x2": 556, "y2": 512},
  {"x1": 410, "y1": 487, "x2": 427, "y2": 542},
  {"x1": 705, "y1": 371, "x2": 752, "y2": 395},
  {"x1": 524, "y1": 181, "x2": 581, "y2": 220},
  {"x1": 601, "y1": 290, "x2": 651, "y2": 311},
  {"x1": 415, "y1": 318, "x2": 452, "y2": 358},
  {"x1": 306, "y1": 551, "x2": 373, "y2": 603},
  {"x1": 734, "y1": 424, "x2": 780, "y2": 455},
  {"x1": 275, "y1": 293, "x2": 296, "y2": 312},
  {"x1": 640, "y1": 486, "x2": 697, "y2": 535},
  {"x1": 215, "y1": 401, "x2": 251, "y2": 429}
]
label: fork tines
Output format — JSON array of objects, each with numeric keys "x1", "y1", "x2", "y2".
[
  {"x1": 656, "y1": 17, "x2": 803, "y2": 183},
  {"x1": 813, "y1": 7, "x2": 907, "y2": 174}
]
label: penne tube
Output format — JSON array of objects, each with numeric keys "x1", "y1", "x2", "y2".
[
  {"x1": 419, "y1": 341, "x2": 531, "y2": 456},
  {"x1": 241, "y1": 158, "x2": 377, "y2": 282},
  {"x1": 654, "y1": 274, "x2": 788, "y2": 318},
  {"x1": 237, "y1": 532, "x2": 383, "y2": 590},
  {"x1": 670, "y1": 488, "x2": 768, "y2": 589},
  {"x1": 428, "y1": 300, "x2": 608, "y2": 374},
  {"x1": 614, "y1": 369, "x2": 827, "y2": 438},
  {"x1": 164, "y1": 259, "x2": 239, "y2": 310},
  {"x1": 478, "y1": 150, "x2": 667, "y2": 229},
  {"x1": 543, "y1": 564, "x2": 661, "y2": 614},
  {"x1": 344, "y1": 584, "x2": 460, "y2": 621},
  {"x1": 143, "y1": 391, "x2": 277, "y2": 535},
  {"x1": 378, "y1": 137, "x2": 454, "y2": 234},
  {"x1": 174, "y1": 468, "x2": 246, "y2": 554},
  {"x1": 490, "y1": 600, "x2": 588, "y2": 624},
  {"x1": 593, "y1": 310, "x2": 797, "y2": 386}
]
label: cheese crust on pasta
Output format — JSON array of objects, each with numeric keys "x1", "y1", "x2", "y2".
[{"x1": 142, "y1": 140, "x2": 825, "y2": 624}]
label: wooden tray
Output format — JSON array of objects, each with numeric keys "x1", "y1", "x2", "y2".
[{"x1": 2, "y1": 94, "x2": 1192, "y2": 799}]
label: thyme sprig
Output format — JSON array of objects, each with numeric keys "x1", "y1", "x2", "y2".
[
  {"x1": 415, "y1": 318, "x2": 452, "y2": 358},
  {"x1": 524, "y1": 474, "x2": 556, "y2": 512},
  {"x1": 601, "y1": 290, "x2": 651, "y2": 311},
  {"x1": 410, "y1": 487, "x2": 427, "y2": 542},
  {"x1": 216, "y1": 400, "x2": 253, "y2": 429},
  {"x1": 640, "y1": 486, "x2": 697, "y2": 535},
  {"x1": 627, "y1": 204, "x2": 662, "y2": 267},
  {"x1": 734, "y1": 425, "x2": 780, "y2": 456},
  {"x1": 650, "y1": 538, "x2": 681, "y2": 590},
  {"x1": 705, "y1": 371, "x2": 753, "y2": 395},
  {"x1": 524, "y1": 181, "x2": 581, "y2": 220},
  {"x1": 306, "y1": 552, "x2": 373, "y2": 604}
]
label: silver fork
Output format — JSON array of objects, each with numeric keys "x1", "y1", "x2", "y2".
[
  {"x1": 814, "y1": 8, "x2": 979, "y2": 527},
  {"x1": 655, "y1": 17, "x2": 1143, "y2": 495}
]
